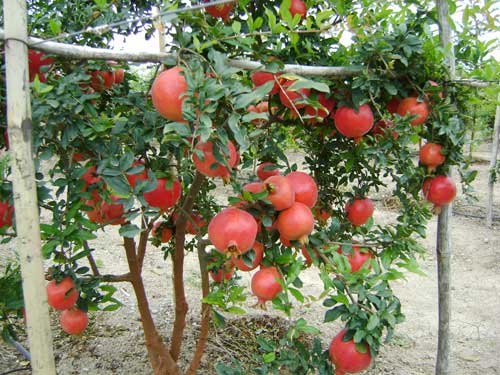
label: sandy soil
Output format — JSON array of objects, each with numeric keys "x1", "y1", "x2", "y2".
[{"x1": 1, "y1": 146, "x2": 499, "y2": 375}]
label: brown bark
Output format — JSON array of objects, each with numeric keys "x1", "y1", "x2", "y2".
[
  {"x1": 124, "y1": 237, "x2": 181, "y2": 375},
  {"x1": 186, "y1": 239, "x2": 211, "y2": 375},
  {"x1": 169, "y1": 172, "x2": 206, "y2": 361}
]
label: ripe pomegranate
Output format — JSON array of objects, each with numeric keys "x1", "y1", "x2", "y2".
[
  {"x1": 248, "y1": 102, "x2": 269, "y2": 125},
  {"x1": 337, "y1": 245, "x2": 372, "y2": 273},
  {"x1": 419, "y1": 143, "x2": 445, "y2": 172},
  {"x1": 60, "y1": 308, "x2": 88, "y2": 335},
  {"x1": 192, "y1": 140, "x2": 239, "y2": 180},
  {"x1": 251, "y1": 71, "x2": 280, "y2": 95},
  {"x1": 101, "y1": 195, "x2": 126, "y2": 225},
  {"x1": 251, "y1": 266, "x2": 283, "y2": 304},
  {"x1": 313, "y1": 207, "x2": 331, "y2": 226},
  {"x1": 144, "y1": 177, "x2": 182, "y2": 212},
  {"x1": 264, "y1": 175, "x2": 295, "y2": 211},
  {"x1": 208, "y1": 207, "x2": 258, "y2": 256},
  {"x1": 289, "y1": 0, "x2": 307, "y2": 19},
  {"x1": 151, "y1": 66, "x2": 187, "y2": 122},
  {"x1": 28, "y1": 50, "x2": 53, "y2": 82},
  {"x1": 114, "y1": 68, "x2": 125, "y2": 84},
  {"x1": 205, "y1": 0, "x2": 234, "y2": 20},
  {"x1": 334, "y1": 104, "x2": 374, "y2": 139},
  {"x1": 329, "y1": 329, "x2": 372, "y2": 375},
  {"x1": 371, "y1": 119, "x2": 398, "y2": 140},
  {"x1": 231, "y1": 242, "x2": 264, "y2": 271},
  {"x1": 257, "y1": 162, "x2": 280, "y2": 181},
  {"x1": 397, "y1": 97, "x2": 429, "y2": 126},
  {"x1": 209, "y1": 261, "x2": 235, "y2": 283},
  {"x1": 85, "y1": 199, "x2": 106, "y2": 224},
  {"x1": 0, "y1": 201, "x2": 14, "y2": 228},
  {"x1": 80, "y1": 166, "x2": 101, "y2": 189},
  {"x1": 276, "y1": 202, "x2": 314, "y2": 244},
  {"x1": 285, "y1": 171, "x2": 318, "y2": 208},
  {"x1": 345, "y1": 198, "x2": 374, "y2": 227},
  {"x1": 304, "y1": 92, "x2": 335, "y2": 121},
  {"x1": 90, "y1": 70, "x2": 115, "y2": 91},
  {"x1": 46, "y1": 278, "x2": 79, "y2": 310},
  {"x1": 152, "y1": 222, "x2": 173, "y2": 243},
  {"x1": 243, "y1": 182, "x2": 265, "y2": 194},
  {"x1": 279, "y1": 79, "x2": 310, "y2": 111},
  {"x1": 386, "y1": 97, "x2": 400, "y2": 114},
  {"x1": 424, "y1": 175, "x2": 456, "y2": 207},
  {"x1": 126, "y1": 160, "x2": 148, "y2": 188}
]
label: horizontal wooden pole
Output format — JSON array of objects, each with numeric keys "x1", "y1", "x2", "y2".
[{"x1": 0, "y1": 28, "x2": 495, "y2": 82}]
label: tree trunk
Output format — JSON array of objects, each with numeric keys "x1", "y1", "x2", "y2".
[{"x1": 124, "y1": 237, "x2": 182, "y2": 375}]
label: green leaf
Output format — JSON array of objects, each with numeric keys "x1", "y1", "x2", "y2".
[
  {"x1": 102, "y1": 175, "x2": 130, "y2": 196},
  {"x1": 366, "y1": 314, "x2": 380, "y2": 331},
  {"x1": 119, "y1": 224, "x2": 141, "y2": 238},
  {"x1": 288, "y1": 287, "x2": 305, "y2": 303},
  {"x1": 227, "y1": 306, "x2": 246, "y2": 315},
  {"x1": 164, "y1": 122, "x2": 191, "y2": 137},
  {"x1": 263, "y1": 352, "x2": 276, "y2": 363},
  {"x1": 234, "y1": 81, "x2": 274, "y2": 109},
  {"x1": 324, "y1": 305, "x2": 346, "y2": 322}
]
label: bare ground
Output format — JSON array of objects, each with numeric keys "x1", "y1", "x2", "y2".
[{"x1": 1, "y1": 147, "x2": 499, "y2": 375}]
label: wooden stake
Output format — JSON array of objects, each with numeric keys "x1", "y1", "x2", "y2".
[
  {"x1": 487, "y1": 92, "x2": 500, "y2": 227},
  {"x1": 436, "y1": 0, "x2": 455, "y2": 374},
  {"x1": 3, "y1": 0, "x2": 56, "y2": 374}
]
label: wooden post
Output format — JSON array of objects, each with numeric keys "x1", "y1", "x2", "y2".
[
  {"x1": 3, "y1": 1, "x2": 56, "y2": 374},
  {"x1": 436, "y1": 1, "x2": 455, "y2": 374},
  {"x1": 487, "y1": 92, "x2": 500, "y2": 227}
]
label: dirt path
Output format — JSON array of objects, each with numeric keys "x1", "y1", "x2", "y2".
[{"x1": 1, "y1": 155, "x2": 499, "y2": 375}]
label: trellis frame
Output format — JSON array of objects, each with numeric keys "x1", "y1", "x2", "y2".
[{"x1": 1, "y1": 2, "x2": 497, "y2": 374}]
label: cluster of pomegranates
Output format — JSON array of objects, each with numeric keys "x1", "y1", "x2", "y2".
[
  {"x1": 79, "y1": 162, "x2": 182, "y2": 225},
  {"x1": 46, "y1": 277, "x2": 88, "y2": 335},
  {"x1": 203, "y1": 0, "x2": 307, "y2": 22}
]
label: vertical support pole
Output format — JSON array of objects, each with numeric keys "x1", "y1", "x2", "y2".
[
  {"x1": 3, "y1": 1, "x2": 56, "y2": 374},
  {"x1": 487, "y1": 92, "x2": 500, "y2": 227},
  {"x1": 435, "y1": 1, "x2": 455, "y2": 374}
]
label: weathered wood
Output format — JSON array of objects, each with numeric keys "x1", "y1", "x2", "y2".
[
  {"x1": 435, "y1": 0, "x2": 455, "y2": 374},
  {"x1": 487, "y1": 92, "x2": 500, "y2": 227},
  {"x1": 3, "y1": 0, "x2": 56, "y2": 374}
]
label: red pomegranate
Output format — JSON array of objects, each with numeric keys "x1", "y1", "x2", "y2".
[
  {"x1": 208, "y1": 207, "x2": 258, "y2": 256},
  {"x1": 192, "y1": 140, "x2": 239, "y2": 180},
  {"x1": 90, "y1": 70, "x2": 115, "y2": 91},
  {"x1": 205, "y1": 1, "x2": 234, "y2": 20},
  {"x1": 151, "y1": 66, "x2": 187, "y2": 122},
  {"x1": 243, "y1": 182, "x2": 265, "y2": 194},
  {"x1": 144, "y1": 177, "x2": 181, "y2": 212},
  {"x1": 28, "y1": 50, "x2": 53, "y2": 82},
  {"x1": 289, "y1": 0, "x2": 307, "y2": 19},
  {"x1": 251, "y1": 266, "x2": 283, "y2": 304},
  {"x1": 126, "y1": 160, "x2": 148, "y2": 188},
  {"x1": 386, "y1": 97, "x2": 400, "y2": 114},
  {"x1": 46, "y1": 278, "x2": 79, "y2": 310},
  {"x1": 152, "y1": 222, "x2": 173, "y2": 243},
  {"x1": 285, "y1": 171, "x2": 318, "y2": 208},
  {"x1": 0, "y1": 201, "x2": 14, "y2": 228},
  {"x1": 334, "y1": 104, "x2": 374, "y2": 139},
  {"x1": 424, "y1": 175, "x2": 456, "y2": 207},
  {"x1": 231, "y1": 242, "x2": 264, "y2": 271},
  {"x1": 256, "y1": 162, "x2": 280, "y2": 181},
  {"x1": 251, "y1": 71, "x2": 280, "y2": 95},
  {"x1": 304, "y1": 92, "x2": 335, "y2": 121},
  {"x1": 419, "y1": 143, "x2": 445, "y2": 172},
  {"x1": 313, "y1": 207, "x2": 331, "y2": 226},
  {"x1": 264, "y1": 175, "x2": 295, "y2": 211},
  {"x1": 276, "y1": 202, "x2": 314, "y2": 244},
  {"x1": 209, "y1": 261, "x2": 235, "y2": 283},
  {"x1": 337, "y1": 245, "x2": 372, "y2": 273},
  {"x1": 60, "y1": 308, "x2": 88, "y2": 335},
  {"x1": 279, "y1": 79, "x2": 310, "y2": 110},
  {"x1": 345, "y1": 198, "x2": 374, "y2": 227},
  {"x1": 371, "y1": 119, "x2": 398, "y2": 140},
  {"x1": 101, "y1": 195, "x2": 126, "y2": 225},
  {"x1": 329, "y1": 329, "x2": 372, "y2": 375},
  {"x1": 397, "y1": 97, "x2": 429, "y2": 126},
  {"x1": 114, "y1": 68, "x2": 125, "y2": 84}
]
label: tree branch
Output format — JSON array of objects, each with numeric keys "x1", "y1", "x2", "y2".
[
  {"x1": 186, "y1": 239, "x2": 211, "y2": 375},
  {"x1": 169, "y1": 172, "x2": 206, "y2": 361}
]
